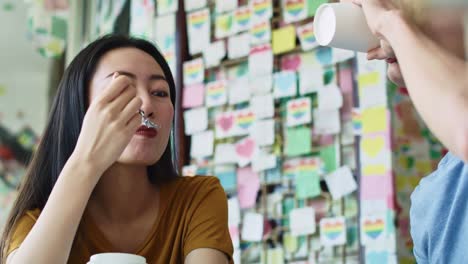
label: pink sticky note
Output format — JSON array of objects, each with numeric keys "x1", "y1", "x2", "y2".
[
  {"x1": 182, "y1": 83, "x2": 205, "y2": 109},
  {"x1": 237, "y1": 167, "x2": 260, "y2": 209},
  {"x1": 360, "y1": 173, "x2": 394, "y2": 209},
  {"x1": 338, "y1": 67, "x2": 354, "y2": 121}
]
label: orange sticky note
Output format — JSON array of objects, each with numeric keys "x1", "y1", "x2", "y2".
[{"x1": 272, "y1": 26, "x2": 296, "y2": 55}]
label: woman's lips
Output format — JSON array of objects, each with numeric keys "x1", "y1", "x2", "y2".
[
  {"x1": 135, "y1": 125, "x2": 158, "y2": 138},
  {"x1": 386, "y1": 58, "x2": 398, "y2": 64}
]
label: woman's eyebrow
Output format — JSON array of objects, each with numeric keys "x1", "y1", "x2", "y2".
[{"x1": 105, "y1": 71, "x2": 166, "y2": 81}]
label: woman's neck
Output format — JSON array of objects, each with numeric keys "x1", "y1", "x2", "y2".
[{"x1": 87, "y1": 163, "x2": 158, "y2": 224}]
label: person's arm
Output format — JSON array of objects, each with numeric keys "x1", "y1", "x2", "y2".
[
  {"x1": 380, "y1": 11, "x2": 468, "y2": 162},
  {"x1": 185, "y1": 248, "x2": 229, "y2": 264},
  {"x1": 7, "y1": 157, "x2": 100, "y2": 264},
  {"x1": 7, "y1": 74, "x2": 142, "y2": 264}
]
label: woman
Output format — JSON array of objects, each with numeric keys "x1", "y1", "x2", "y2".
[
  {"x1": 354, "y1": 0, "x2": 467, "y2": 263},
  {"x1": 0, "y1": 35, "x2": 233, "y2": 264}
]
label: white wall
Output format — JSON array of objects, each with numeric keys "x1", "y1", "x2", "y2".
[{"x1": 0, "y1": 1, "x2": 51, "y2": 135}]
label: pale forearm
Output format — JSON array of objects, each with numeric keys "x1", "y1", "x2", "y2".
[
  {"x1": 382, "y1": 11, "x2": 468, "y2": 160},
  {"x1": 9, "y1": 156, "x2": 100, "y2": 264}
]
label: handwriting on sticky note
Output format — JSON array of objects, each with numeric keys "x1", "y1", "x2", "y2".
[
  {"x1": 237, "y1": 167, "x2": 260, "y2": 209},
  {"x1": 289, "y1": 207, "x2": 316, "y2": 237},
  {"x1": 285, "y1": 127, "x2": 311, "y2": 157},
  {"x1": 272, "y1": 25, "x2": 296, "y2": 55}
]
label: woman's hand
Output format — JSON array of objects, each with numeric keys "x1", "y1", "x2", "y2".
[
  {"x1": 351, "y1": 0, "x2": 407, "y2": 87},
  {"x1": 72, "y1": 73, "x2": 142, "y2": 175}
]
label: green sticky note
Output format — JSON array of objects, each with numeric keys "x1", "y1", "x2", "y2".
[
  {"x1": 308, "y1": 0, "x2": 328, "y2": 16},
  {"x1": 320, "y1": 144, "x2": 338, "y2": 173},
  {"x1": 296, "y1": 170, "x2": 321, "y2": 199},
  {"x1": 0, "y1": 85, "x2": 6, "y2": 96},
  {"x1": 285, "y1": 127, "x2": 311, "y2": 157},
  {"x1": 51, "y1": 16, "x2": 68, "y2": 39},
  {"x1": 2, "y1": 2, "x2": 14, "y2": 11},
  {"x1": 282, "y1": 198, "x2": 295, "y2": 226}
]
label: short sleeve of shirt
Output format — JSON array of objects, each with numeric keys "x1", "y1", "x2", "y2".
[
  {"x1": 6, "y1": 209, "x2": 41, "y2": 257},
  {"x1": 182, "y1": 177, "x2": 233, "y2": 262}
]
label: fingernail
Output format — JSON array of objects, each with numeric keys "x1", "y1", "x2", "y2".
[
  {"x1": 113, "y1": 72, "x2": 119, "y2": 79},
  {"x1": 386, "y1": 58, "x2": 397, "y2": 64}
]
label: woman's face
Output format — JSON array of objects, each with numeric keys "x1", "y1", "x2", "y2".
[{"x1": 88, "y1": 47, "x2": 174, "y2": 166}]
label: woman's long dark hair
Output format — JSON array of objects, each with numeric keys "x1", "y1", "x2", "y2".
[{"x1": 0, "y1": 35, "x2": 179, "y2": 261}]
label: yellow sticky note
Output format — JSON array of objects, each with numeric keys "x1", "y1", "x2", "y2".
[
  {"x1": 362, "y1": 106, "x2": 388, "y2": 134},
  {"x1": 362, "y1": 164, "x2": 388, "y2": 176},
  {"x1": 272, "y1": 26, "x2": 296, "y2": 55},
  {"x1": 361, "y1": 136, "x2": 385, "y2": 158},
  {"x1": 358, "y1": 72, "x2": 380, "y2": 87},
  {"x1": 408, "y1": 177, "x2": 421, "y2": 187},
  {"x1": 284, "y1": 233, "x2": 298, "y2": 253}
]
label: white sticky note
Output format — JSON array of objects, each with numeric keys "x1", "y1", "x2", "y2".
[
  {"x1": 233, "y1": 5, "x2": 252, "y2": 33},
  {"x1": 228, "y1": 33, "x2": 251, "y2": 59},
  {"x1": 250, "y1": 94, "x2": 274, "y2": 120},
  {"x1": 299, "y1": 67, "x2": 324, "y2": 95},
  {"x1": 325, "y1": 166, "x2": 358, "y2": 200},
  {"x1": 228, "y1": 197, "x2": 241, "y2": 226},
  {"x1": 274, "y1": 71, "x2": 297, "y2": 99},
  {"x1": 183, "y1": 58, "x2": 205, "y2": 85},
  {"x1": 286, "y1": 97, "x2": 312, "y2": 127},
  {"x1": 320, "y1": 217, "x2": 347, "y2": 247},
  {"x1": 297, "y1": 22, "x2": 319, "y2": 51},
  {"x1": 186, "y1": 9, "x2": 210, "y2": 55},
  {"x1": 360, "y1": 214, "x2": 387, "y2": 246},
  {"x1": 332, "y1": 48, "x2": 356, "y2": 64},
  {"x1": 282, "y1": 0, "x2": 308, "y2": 24},
  {"x1": 190, "y1": 130, "x2": 214, "y2": 158},
  {"x1": 250, "y1": 0, "x2": 273, "y2": 22},
  {"x1": 205, "y1": 79, "x2": 228, "y2": 107},
  {"x1": 250, "y1": 20, "x2": 271, "y2": 45},
  {"x1": 216, "y1": 0, "x2": 237, "y2": 13},
  {"x1": 290, "y1": 207, "x2": 316, "y2": 237},
  {"x1": 318, "y1": 84, "x2": 343, "y2": 110},
  {"x1": 184, "y1": 0, "x2": 207, "y2": 11},
  {"x1": 252, "y1": 151, "x2": 277, "y2": 172},
  {"x1": 314, "y1": 109, "x2": 341, "y2": 135},
  {"x1": 241, "y1": 212, "x2": 264, "y2": 242},
  {"x1": 203, "y1": 40, "x2": 226, "y2": 68},
  {"x1": 249, "y1": 44, "x2": 273, "y2": 77},
  {"x1": 214, "y1": 143, "x2": 238, "y2": 164},
  {"x1": 183, "y1": 107, "x2": 208, "y2": 135},
  {"x1": 250, "y1": 119, "x2": 275, "y2": 146},
  {"x1": 229, "y1": 77, "x2": 251, "y2": 105},
  {"x1": 250, "y1": 75, "x2": 273, "y2": 95}
]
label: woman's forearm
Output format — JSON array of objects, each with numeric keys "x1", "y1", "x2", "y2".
[
  {"x1": 382, "y1": 11, "x2": 468, "y2": 161},
  {"x1": 8, "y1": 155, "x2": 100, "y2": 264}
]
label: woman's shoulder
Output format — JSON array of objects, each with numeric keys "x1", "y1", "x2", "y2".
[{"x1": 169, "y1": 175, "x2": 222, "y2": 190}]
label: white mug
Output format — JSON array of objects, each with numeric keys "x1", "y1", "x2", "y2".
[
  {"x1": 314, "y1": 3, "x2": 380, "y2": 53},
  {"x1": 87, "y1": 253, "x2": 147, "y2": 264}
]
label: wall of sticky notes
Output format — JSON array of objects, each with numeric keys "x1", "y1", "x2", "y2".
[{"x1": 181, "y1": 0, "x2": 384, "y2": 263}]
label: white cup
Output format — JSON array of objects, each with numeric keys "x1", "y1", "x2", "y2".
[
  {"x1": 314, "y1": 3, "x2": 380, "y2": 53},
  {"x1": 87, "y1": 253, "x2": 147, "y2": 264}
]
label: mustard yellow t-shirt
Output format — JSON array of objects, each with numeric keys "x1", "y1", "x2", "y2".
[{"x1": 7, "y1": 176, "x2": 234, "y2": 264}]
